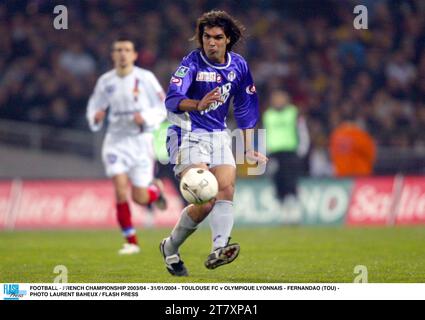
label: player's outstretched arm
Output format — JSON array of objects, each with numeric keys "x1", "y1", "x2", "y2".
[
  {"x1": 178, "y1": 87, "x2": 222, "y2": 112},
  {"x1": 86, "y1": 77, "x2": 108, "y2": 132},
  {"x1": 133, "y1": 112, "x2": 144, "y2": 126}
]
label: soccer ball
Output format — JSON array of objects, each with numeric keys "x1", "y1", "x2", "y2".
[{"x1": 180, "y1": 168, "x2": 218, "y2": 204}]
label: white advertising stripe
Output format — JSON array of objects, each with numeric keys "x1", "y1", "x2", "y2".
[{"x1": 1, "y1": 283, "x2": 425, "y2": 300}]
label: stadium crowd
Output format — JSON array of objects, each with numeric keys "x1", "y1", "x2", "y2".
[{"x1": 0, "y1": 0, "x2": 424, "y2": 152}]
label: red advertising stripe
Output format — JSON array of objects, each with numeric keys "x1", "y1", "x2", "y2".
[
  {"x1": 395, "y1": 177, "x2": 425, "y2": 225},
  {"x1": 0, "y1": 181, "x2": 13, "y2": 229},
  {"x1": 12, "y1": 180, "x2": 116, "y2": 229},
  {"x1": 346, "y1": 177, "x2": 396, "y2": 226},
  {"x1": 8, "y1": 179, "x2": 182, "y2": 229}
]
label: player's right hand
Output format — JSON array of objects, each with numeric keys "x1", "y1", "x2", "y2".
[
  {"x1": 246, "y1": 150, "x2": 269, "y2": 164},
  {"x1": 94, "y1": 110, "x2": 106, "y2": 124},
  {"x1": 133, "y1": 112, "x2": 144, "y2": 126},
  {"x1": 197, "y1": 87, "x2": 223, "y2": 111}
]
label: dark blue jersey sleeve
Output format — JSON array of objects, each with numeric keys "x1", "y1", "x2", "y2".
[
  {"x1": 233, "y1": 62, "x2": 259, "y2": 129},
  {"x1": 165, "y1": 57, "x2": 196, "y2": 113}
]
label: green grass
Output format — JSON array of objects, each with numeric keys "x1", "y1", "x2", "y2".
[{"x1": 1, "y1": 227, "x2": 425, "y2": 283}]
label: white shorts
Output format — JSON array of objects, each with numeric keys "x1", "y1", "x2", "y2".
[
  {"x1": 167, "y1": 127, "x2": 236, "y2": 177},
  {"x1": 102, "y1": 132, "x2": 155, "y2": 187}
]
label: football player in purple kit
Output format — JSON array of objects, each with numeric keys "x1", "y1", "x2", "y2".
[{"x1": 160, "y1": 10, "x2": 268, "y2": 276}]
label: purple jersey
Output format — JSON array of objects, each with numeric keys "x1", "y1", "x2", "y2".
[{"x1": 165, "y1": 49, "x2": 259, "y2": 132}]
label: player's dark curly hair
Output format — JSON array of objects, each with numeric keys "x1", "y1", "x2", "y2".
[{"x1": 192, "y1": 10, "x2": 245, "y2": 52}]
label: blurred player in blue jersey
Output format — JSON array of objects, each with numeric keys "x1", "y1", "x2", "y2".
[{"x1": 160, "y1": 10, "x2": 268, "y2": 276}]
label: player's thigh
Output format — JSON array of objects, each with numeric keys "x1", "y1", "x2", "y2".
[
  {"x1": 112, "y1": 174, "x2": 130, "y2": 202},
  {"x1": 209, "y1": 164, "x2": 236, "y2": 201},
  {"x1": 208, "y1": 131, "x2": 236, "y2": 200},
  {"x1": 168, "y1": 130, "x2": 212, "y2": 178}
]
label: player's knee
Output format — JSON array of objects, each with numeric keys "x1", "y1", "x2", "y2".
[
  {"x1": 131, "y1": 194, "x2": 143, "y2": 205},
  {"x1": 131, "y1": 189, "x2": 148, "y2": 205},
  {"x1": 115, "y1": 189, "x2": 128, "y2": 203},
  {"x1": 217, "y1": 183, "x2": 234, "y2": 201},
  {"x1": 202, "y1": 200, "x2": 215, "y2": 216}
]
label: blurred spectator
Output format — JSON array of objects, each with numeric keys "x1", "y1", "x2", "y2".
[
  {"x1": 59, "y1": 43, "x2": 96, "y2": 77},
  {"x1": 310, "y1": 133, "x2": 333, "y2": 177},
  {"x1": 44, "y1": 98, "x2": 71, "y2": 128},
  {"x1": 263, "y1": 90, "x2": 310, "y2": 202},
  {"x1": 329, "y1": 115, "x2": 376, "y2": 177}
]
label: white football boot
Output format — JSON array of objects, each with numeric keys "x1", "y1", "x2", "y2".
[{"x1": 118, "y1": 243, "x2": 140, "y2": 255}]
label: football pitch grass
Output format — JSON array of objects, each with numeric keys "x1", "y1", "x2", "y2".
[{"x1": 1, "y1": 226, "x2": 425, "y2": 283}]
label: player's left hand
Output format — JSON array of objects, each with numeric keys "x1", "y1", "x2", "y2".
[
  {"x1": 245, "y1": 150, "x2": 269, "y2": 164},
  {"x1": 133, "y1": 113, "x2": 145, "y2": 126}
]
